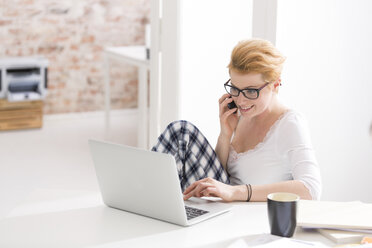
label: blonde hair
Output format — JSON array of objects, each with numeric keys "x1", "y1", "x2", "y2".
[{"x1": 228, "y1": 38, "x2": 286, "y2": 82}]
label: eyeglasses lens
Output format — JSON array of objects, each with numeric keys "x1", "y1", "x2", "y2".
[{"x1": 226, "y1": 85, "x2": 258, "y2": 99}]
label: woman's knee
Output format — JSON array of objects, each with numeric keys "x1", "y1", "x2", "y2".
[{"x1": 165, "y1": 120, "x2": 199, "y2": 134}]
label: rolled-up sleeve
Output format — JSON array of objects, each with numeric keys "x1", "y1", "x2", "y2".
[{"x1": 276, "y1": 113, "x2": 322, "y2": 200}]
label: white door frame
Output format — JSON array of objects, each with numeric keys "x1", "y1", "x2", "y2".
[{"x1": 252, "y1": 0, "x2": 278, "y2": 44}]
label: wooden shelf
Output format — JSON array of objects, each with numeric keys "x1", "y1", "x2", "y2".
[{"x1": 0, "y1": 99, "x2": 43, "y2": 131}]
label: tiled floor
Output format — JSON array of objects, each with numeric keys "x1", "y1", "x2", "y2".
[{"x1": 0, "y1": 109, "x2": 138, "y2": 217}]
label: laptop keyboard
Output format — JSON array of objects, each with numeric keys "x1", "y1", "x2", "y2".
[{"x1": 185, "y1": 206, "x2": 209, "y2": 220}]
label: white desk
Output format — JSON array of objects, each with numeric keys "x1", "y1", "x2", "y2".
[
  {"x1": 104, "y1": 46, "x2": 150, "y2": 149},
  {"x1": 0, "y1": 189, "x2": 335, "y2": 248}
]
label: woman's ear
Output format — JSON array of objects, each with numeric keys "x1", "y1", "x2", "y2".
[{"x1": 274, "y1": 79, "x2": 282, "y2": 88}]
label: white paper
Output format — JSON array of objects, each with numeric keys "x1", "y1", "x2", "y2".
[
  {"x1": 227, "y1": 239, "x2": 249, "y2": 248},
  {"x1": 227, "y1": 234, "x2": 328, "y2": 248},
  {"x1": 298, "y1": 200, "x2": 372, "y2": 230},
  {"x1": 253, "y1": 238, "x2": 327, "y2": 247}
]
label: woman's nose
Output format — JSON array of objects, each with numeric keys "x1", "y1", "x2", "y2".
[{"x1": 235, "y1": 93, "x2": 247, "y2": 106}]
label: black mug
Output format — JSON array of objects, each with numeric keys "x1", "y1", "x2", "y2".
[{"x1": 267, "y1": 192, "x2": 300, "y2": 237}]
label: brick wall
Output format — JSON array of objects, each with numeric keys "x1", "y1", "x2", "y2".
[{"x1": 0, "y1": 0, "x2": 150, "y2": 114}]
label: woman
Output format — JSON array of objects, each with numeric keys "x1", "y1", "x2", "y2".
[{"x1": 152, "y1": 38, "x2": 321, "y2": 202}]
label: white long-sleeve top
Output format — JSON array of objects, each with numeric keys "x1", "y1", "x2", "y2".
[{"x1": 226, "y1": 110, "x2": 322, "y2": 200}]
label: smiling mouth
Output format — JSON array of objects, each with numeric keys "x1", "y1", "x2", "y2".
[{"x1": 239, "y1": 105, "x2": 254, "y2": 112}]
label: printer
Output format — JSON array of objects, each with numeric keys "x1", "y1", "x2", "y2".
[{"x1": 0, "y1": 57, "x2": 48, "y2": 101}]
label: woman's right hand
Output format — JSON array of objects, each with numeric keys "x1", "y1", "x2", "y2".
[{"x1": 218, "y1": 93, "x2": 239, "y2": 139}]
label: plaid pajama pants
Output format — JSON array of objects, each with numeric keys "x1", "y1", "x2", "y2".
[{"x1": 151, "y1": 120, "x2": 230, "y2": 191}]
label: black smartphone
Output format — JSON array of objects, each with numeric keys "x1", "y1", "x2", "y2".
[
  {"x1": 227, "y1": 97, "x2": 237, "y2": 114},
  {"x1": 227, "y1": 97, "x2": 237, "y2": 110}
]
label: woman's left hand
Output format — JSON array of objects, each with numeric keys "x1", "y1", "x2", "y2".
[{"x1": 183, "y1": 177, "x2": 236, "y2": 202}]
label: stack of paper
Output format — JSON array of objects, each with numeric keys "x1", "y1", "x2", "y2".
[
  {"x1": 317, "y1": 228, "x2": 372, "y2": 244},
  {"x1": 297, "y1": 200, "x2": 372, "y2": 244}
]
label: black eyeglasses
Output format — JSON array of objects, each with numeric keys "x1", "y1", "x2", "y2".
[{"x1": 224, "y1": 79, "x2": 270, "y2": 100}]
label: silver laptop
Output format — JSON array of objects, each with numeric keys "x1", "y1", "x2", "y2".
[{"x1": 89, "y1": 139, "x2": 232, "y2": 226}]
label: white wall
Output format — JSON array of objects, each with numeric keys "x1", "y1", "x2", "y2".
[
  {"x1": 178, "y1": 0, "x2": 252, "y2": 147},
  {"x1": 276, "y1": 0, "x2": 372, "y2": 202}
]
